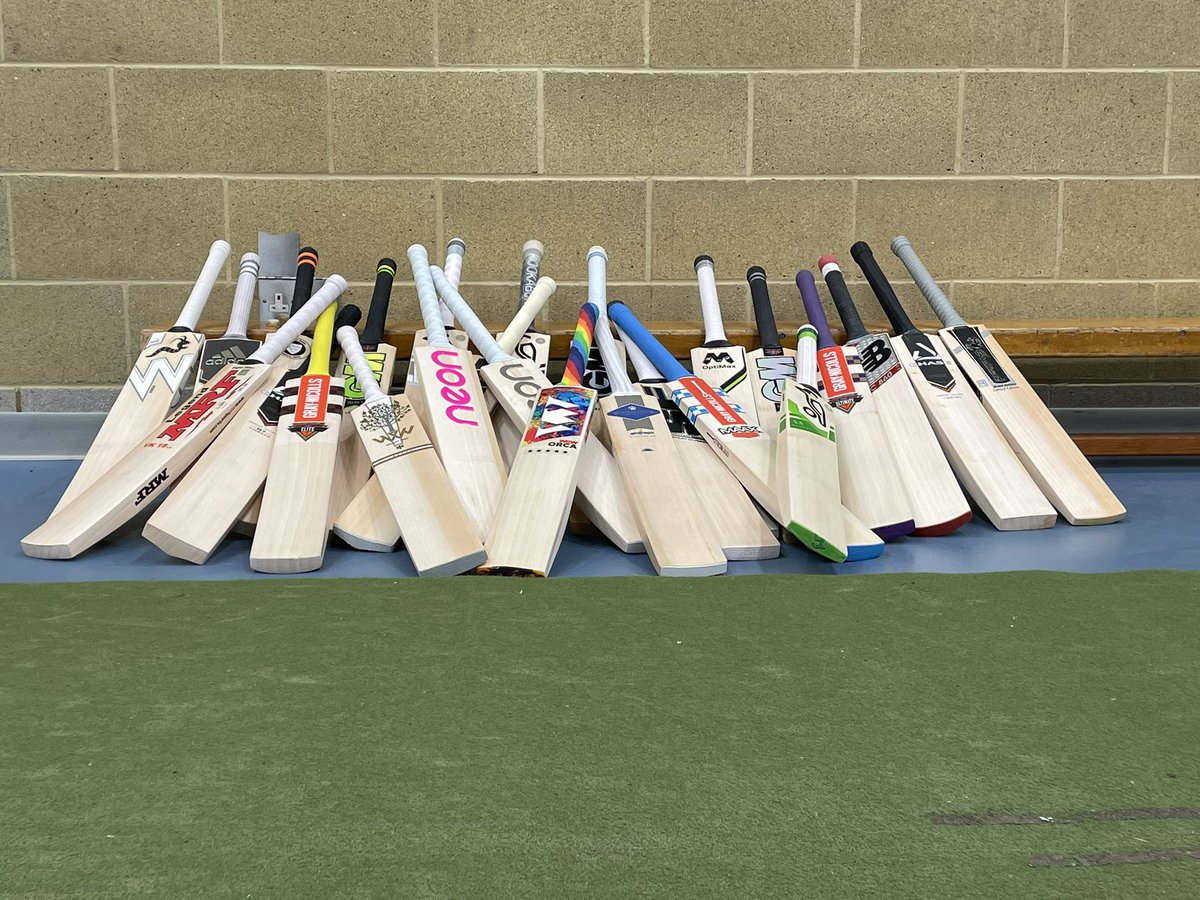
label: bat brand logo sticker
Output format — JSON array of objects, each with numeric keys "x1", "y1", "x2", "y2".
[
  {"x1": 157, "y1": 369, "x2": 246, "y2": 441},
  {"x1": 342, "y1": 351, "x2": 385, "y2": 403},
  {"x1": 949, "y1": 326, "x2": 1013, "y2": 388},
  {"x1": 645, "y1": 384, "x2": 695, "y2": 437},
  {"x1": 147, "y1": 335, "x2": 193, "y2": 357},
  {"x1": 521, "y1": 256, "x2": 541, "y2": 300},
  {"x1": 679, "y1": 376, "x2": 748, "y2": 428},
  {"x1": 702, "y1": 351, "x2": 735, "y2": 366},
  {"x1": 129, "y1": 338, "x2": 199, "y2": 401},
  {"x1": 134, "y1": 469, "x2": 170, "y2": 506},
  {"x1": 783, "y1": 386, "x2": 836, "y2": 443},
  {"x1": 901, "y1": 333, "x2": 956, "y2": 392},
  {"x1": 496, "y1": 362, "x2": 543, "y2": 406},
  {"x1": 607, "y1": 396, "x2": 658, "y2": 437},
  {"x1": 202, "y1": 345, "x2": 251, "y2": 370},
  {"x1": 817, "y1": 347, "x2": 860, "y2": 413},
  {"x1": 526, "y1": 387, "x2": 592, "y2": 446},
  {"x1": 581, "y1": 346, "x2": 611, "y2": 396},
  {"x1": 514, "y1": 334, "x2": 549, "y2": 369},
  {"x1": 289, "y1": 375, "x2": 331, "y2": 441},
  {"x1": 754, "y1": 355, "x2": 797, "y2": 409},
  {"x1": 852, "y1": 335, "x2": 903, "y2": 391},
  {"x1": 431, "y1": 349, "x2": 479, "y2": 426}
]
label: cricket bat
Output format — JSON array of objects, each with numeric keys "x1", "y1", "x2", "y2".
[
  {"x1": 194, "y1": 252, "x2": 262, "y2": 388},
  {"x1": 746, "y1": 266, "x2": 797, "y2": 430},
  {"x1": 478, "y1": 302, "x2": 600, "y2": 576},
  {"x1": 408, "y1": 244, "x2": 506, "y2": 540},
  {"x1": 335, "y1": 325, "x2": 487, "y2": 575},
  {"x1": 609, "y1": 302, "x2": 882, "y2": 561},
  {"x1": 327, "y1": 259, "x2": 399, "y2": 526},
  {"x1": 582, "y1": 247, "x2": 624, "y2": 397},
  {"x1": 493, "y1": 240, "x2": 551, "y2": 463},
  {"x1": 249, "y1": 298, "x2": 345, "y2": 573},
  {"x1": 891, "y1": 236, "x2": 1126, "y2": 526},
  {"x1": 797, "y1": 267, "x2": 915, "y2": 541},
  {"x1": 233, "y1": 246, "x2": 322, "y2": 535},
  {"x1": 590, "y1": 247, "x2": 726, "y2": 576},
  {"x1": 776, "y1": 325, "x2": 848, "y2": 562},
  {"x1": 821, "y1": 256, "x2": 971, "y2": 536},
  {"x1": 851, "y1": 240, "x2": 1057, "y2": 531},
  {"x1": 430, "y1": 270, "x2": 646, "y2": 556},
  {"x1": 23, "y1": 276, "x2": 345, "y2": 560},
  {"x1": 52, "y1": 238, "x2": 230, "y2": 513},
  {"x1": 619, "y1": 322, "x2": 780, "y2": 561},
  {"x1": 691, "y1": 255, "x2": 753, "y2": 414}
]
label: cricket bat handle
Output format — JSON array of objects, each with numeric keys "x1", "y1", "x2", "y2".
[
  {"x1": 694, "y1": 255, "x2": 728, "y2": 344},
  {"x1": 851, "y1": 241, "x2": 916, "y2": 334},
  {"x1": 796, "y1": 270, "x2": 836, "y2": 348},
  {"x1": 226, "y1": 253, "x2": 260, "y2": 338},
  {"x1": 176, "y1": 239, "x2": 231, "y2": 330},
  {"x1": 890, "y1": 236, "x2": 966, "y2": 328},
  {"x1": 497, "y1": 277, "x2": 556, "y2": 354},
  {"x1": 519, "y1": 240, "x2": 544, "y2": 307},
  {"x1": 408, "y1": 244, "x2": 450, "y2": 346}
]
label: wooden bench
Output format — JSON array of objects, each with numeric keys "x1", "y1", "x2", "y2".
[{"x1": 156, "y1": 318, "x2": 1200, "y2": 456}]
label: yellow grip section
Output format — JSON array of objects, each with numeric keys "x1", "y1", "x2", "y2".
[{"x1": 306, "y1": 301, "x2": 338, "y2": 377}]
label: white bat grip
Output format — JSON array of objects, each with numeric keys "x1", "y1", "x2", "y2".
[
  {"x1": 407, "y1": 244, "x2": 450, "y2": 347},
  {"x1": 695, "y1": 257, "x2": 727, "y2": 344},
  {"x1": 175, "y1": 239, "x2": 231, "y2": 330},
  {"x1": 336, "y1": 325, "x2": 387, "y2": 404},
  {"x1": 441, "y1": 237, "x2": 465, "y2": 326},
  {"x1": 253, "y1": 274, "x2": 347, "y2": 364},
  {"x1": 224, "y1": 252, "x2": 259, "y2": 339},
  {"x1": 497, "y1": 276, "x2": 556, "y2": 353},
  {"x1": 796, "y1": 324, "x2": 819, "y2": 390},
  {"x1": 587, "y1": 246, "x2": 607, "y2": 306},
  {"x1": 430, "y1": 265, "x2": 507, "y2": 363},
  {"x1": 595, "y1": 310, "x2": 633, "y2": 393},
  {"x1": 617, "y1": 323, "x2": 663, "y2": 382}
]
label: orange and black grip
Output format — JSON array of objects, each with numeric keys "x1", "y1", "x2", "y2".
[{"x1": 292, "y1": 247, "x2": 319, "y2": 314}]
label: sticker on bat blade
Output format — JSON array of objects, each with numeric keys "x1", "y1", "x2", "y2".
[
  {"x1": 607, "y1": 395, "x2": 658, "y2": 436},
  {"x1": 781, "y1": 384, "x2": 836, "y2": 444},
  {"x1": 525, "y1": 386, "x2": 594, "y2": 447},
  {"x1": 817, "y1": 346, "x2": 861, "y2": 413},
  {"x1": 947, "y1": 325, "x2": 1014, "y2": 388},
  {"x1": 900, "y1": 332, "x2": 956, "y2": 392},
  {"x1": 581, "y1": 345, "x2": 611, "y2": 396},
  {"x1": 678, "y1": 376, "x2": 749, "y2": 429},
  {"x1": 753, "y1": 354, "x2": 797, "y2": 409},
  {"x1": 850, "y1": 335, "x2": 903, "y2": 392},
  {"x1": 644, "y1": 384, "x2": 698, "y2": 438},
  {"x1": 288, "y1": 375, "x2": 337, "y2": 441},
  {"x1": 341, "y1": 351, "x2": 387, "y2": 403},
  {"x1": 129, "y1": 334, "x2": 198, "y2": 401}
]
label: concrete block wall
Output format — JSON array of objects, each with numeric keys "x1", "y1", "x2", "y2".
[{"x1": 0, "y1": 0, "x2": 1197, "y2": 402}]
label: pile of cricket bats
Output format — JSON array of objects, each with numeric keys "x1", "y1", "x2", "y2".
[{"x1": 21, "y1": 234, "x2": 1125, "y2": 577}]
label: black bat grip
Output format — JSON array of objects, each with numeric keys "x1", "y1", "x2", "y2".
[
  {"x1": 363, "y1": 257, "x2": 396, "y2": 345},
  {"x1": 851, "y1": 240, "x2": 915, "y2": 335},
  {"x1": 746, "y1": 266, "x2": 781, "y2": 351},
  {"x1": 819, "y1": 257, "x2": 868, "y2": 341},
  {"x1": 292, "y1": 246, "x2": 319, "y2": 314},
  {"x1": 335, "y1": 304, "x2": 362, "y2": 331}
]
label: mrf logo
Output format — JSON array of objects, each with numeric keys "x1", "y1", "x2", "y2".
[
  {"x1": 525, "y1": 386, "x2": 592, "y2": 447},
  {"x1": 288, "y1": 375, "x2": 331, "y2": 441},
  {"x1": 134, "y1": 469, "x2": 169, "y2": 506},
  {"x1": 156, "y1": 369, "x2": 245, "y2": 441},
  {"x1": 430, "y1": 349, "x2": 479, "y2": 426}
]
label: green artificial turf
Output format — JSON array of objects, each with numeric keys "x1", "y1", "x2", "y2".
[{"x1": 2, "y1": 572, "x2": 1199, "y2": 899}]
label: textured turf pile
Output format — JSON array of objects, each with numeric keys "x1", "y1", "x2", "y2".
[{"x1": 2, "y1": 573, "x2": 1198, "y2": 898}]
